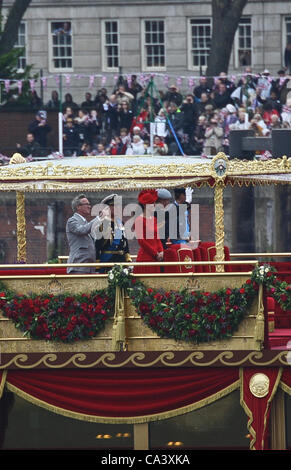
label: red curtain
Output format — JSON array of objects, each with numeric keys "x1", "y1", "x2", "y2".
[
  {"x1": 241, "y1": 368, "x2": 282, "y2": 450},
  {"x1": 4, "y1": 366, "x2": 291, "y2": 449},
  {"x1": 281, "y1": 369, "x2": 291, "y2": 388},
  {"x1": 5, "y1": 368, "x2": 239, "y2": 421}
]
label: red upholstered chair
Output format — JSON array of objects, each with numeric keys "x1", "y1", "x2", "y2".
[
  {"x1": 193, "y1": 248, "x2": 203, "y2": 273},
  {"x1": 195, "y1": 242, "x2": 231, "y2": 272},
  {"x1": 163, "y1": 244, "x2": 195, "y2": 273}
]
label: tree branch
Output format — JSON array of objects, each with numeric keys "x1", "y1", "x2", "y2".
[
  {"x1": 0, "y1": 0, "x2": 31, "y2": 55},
  {"x1": 207, "y1": 0, "x2": 249, "y2": 75}
]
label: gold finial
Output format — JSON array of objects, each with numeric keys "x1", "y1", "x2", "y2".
[{"x1": 9, "y1": 153, "x2": 26, "y2": 165}]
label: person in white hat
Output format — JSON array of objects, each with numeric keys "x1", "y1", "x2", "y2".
[
  {"x1": 94, "y1": 194, "x2": 131, "y2": 272},
  {"x1": 221, "y1": 104, "x2": 238, "y2": 153},
  {"x1": 257, "y1": 70, "x2": 272, "y2": 101}
]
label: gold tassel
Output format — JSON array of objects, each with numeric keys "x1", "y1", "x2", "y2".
[
  {"x1": 111, "y1": 286, "x2": 126, "y2": 351},
  {"x1": 254, "y1": 285, "x2": 265, "y2": 348},
  {"x1": 115, "y1": 313, "x2": 125, "y2": 344}
]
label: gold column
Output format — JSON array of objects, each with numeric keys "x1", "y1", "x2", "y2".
[
  {"x1": 16, "y1": 191, "x2": 26, "y2": 263},
  {"x1": 270, "y1": 388, "x2": 286, "y2": 450},
  {"x1": 214, "y1": 178, "x2": 225, "y2": 272},
  {"x1": 111, "y1": 286, "x2": 126, "y2": 351},
  {"x1": 134, "y1": 423, "x2": 149, "y2": 450}
]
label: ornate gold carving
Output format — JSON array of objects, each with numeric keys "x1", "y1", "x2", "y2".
[
  {"x1": 0, "y1": 178, "x2": 209, "y2": 193},
  {"x1": 0, "y1": 351, "x2": 291, "y2": 370},
  {"x1": 9, "y1": 153, "x2": 26, "y2": 164},
  {"x1": 0, "y1": 154, "x2": 290, "y2": 184},
  {"x1": 16, "y1": 191, "x2": 26, "y2": 262},
  {"x1": 185, "y1": 278, "x2": 201, "y2": 290},
  {"x1": 211, "y1": 153, "x2": 229, "y2": 178},
  {"x1": 47, "y1": 277, "x2": 63, "y2": 295},
  {"x1": 249, "y1": 373, "x2": 270, "y2": 398},
  {"x1": 112, "y1": 287, "x2": 126, "y2": 351},
  {"x1": 214, "y1": 180, "x2": 225, "y2": 272},
  {"x1": 254, "y1": 284, "x2": 265, "y2": 349}
]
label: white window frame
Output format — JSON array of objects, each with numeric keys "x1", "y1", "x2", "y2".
[
  {"x1": 14, "y1": 21, "x2": 27, "y2": 72},
  {"x1": 141, "y1": 19, "x2": 166, "y2": 72},
  {"x1": 234, "y1": 17, "x2": 252, "y2": 69},
  {"x1": 187, "y1": 17, "x2": 212, "y2": 72},
  {"x1": 48, "y1": 20, "x2": 73, "y2": 73},
  {"x1": 101, "y1": 19, "x2": 120, "y2": 72}
]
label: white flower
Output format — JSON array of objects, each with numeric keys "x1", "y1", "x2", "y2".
[
  {"x1": 123, "y1": 269, "x2": 129, "y2": 276},
  {"x1": 108, "y1": 273, "x2": 114, "y2": 280}
]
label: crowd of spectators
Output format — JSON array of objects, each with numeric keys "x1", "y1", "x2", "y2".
[{"x1": 9, "y1": 68, "x2": 291, "y2": 161}]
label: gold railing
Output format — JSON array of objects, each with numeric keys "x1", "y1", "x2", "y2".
[
  {"x1": 0, "y1": 260, "x2": 259, "y2": 278},
  {"x1": 230, "y1": 253, "x2": 291, "y2": 258},
  {"x1": 0, "y1": 261, "x2": 263, "y2": 352}
]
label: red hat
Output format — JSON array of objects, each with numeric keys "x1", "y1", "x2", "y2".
[{"x1": 138, "y1": 189, "x2": 158, "y2": 205}]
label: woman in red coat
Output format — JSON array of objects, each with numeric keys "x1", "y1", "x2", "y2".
[{"x1": 134, "y1": 190, "x2": 164, "y2": 274}]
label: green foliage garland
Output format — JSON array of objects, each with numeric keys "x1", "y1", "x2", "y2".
[
  {"x1": 108, "y1": 264, "x2": 291, "y2": 344},
  {"x1": 0, "y1": 264, "x2": 290, "y2": 344}
]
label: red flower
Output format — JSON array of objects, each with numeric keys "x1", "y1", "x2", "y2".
[
  {"x1": 189, "y1": 329, "x2": 197, "y2": 336},
  {"x1": 139, "y1": 303, "x2": 149, "y2": 314},
  {"x1": 154, "y1": 293, "x2": 163, "y2": 302},
  {"x1": 239, "y1": 288, "x2": 245, "y2": 294}
]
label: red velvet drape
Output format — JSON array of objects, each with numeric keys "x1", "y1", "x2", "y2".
[
  {"x1": 3, "y1": 366, "x2": 291, "y2": 449},
  {"x1": 241, "y1": 368, "x2": 282, "y2": 450},
  {"x1": 5, "y1": 368, "x2": 239, "y2": 420}
]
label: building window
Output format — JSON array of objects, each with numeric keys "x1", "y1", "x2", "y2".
[
  {"x1": 283, "y1": 17, "x2": 291, "y2": 71},
  {"x1": 236, "y1": 17, "x2": 252, "y2": 67},
  {"x1": 188, "y1": 18, "x2": 211, "y2": 70},
  {"x1": 142, "y1": 19, "x2": 165, "y2": 70},
  {"x1": 285, "y1": 17, "x2": 291, "y2": 46},
  {"x1": 102, "y1": 20, "x2": 119, "y2": 71},
  {"x1": 50, "y1": 21, "x2": 73, "y2": 72},
  {"x1": 14, "y1": 21, "x2": 27, "y2": 71}
]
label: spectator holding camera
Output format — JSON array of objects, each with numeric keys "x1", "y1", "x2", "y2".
[
  {"x1": 28, "y1": 110, "x2": 52, "y2": 152},
  {"x1": 203, "y1": 116, "x2": 224, "y2": 156},
  {"x1": 181, "y1": 93, "x2": 199, "y2": 151}
]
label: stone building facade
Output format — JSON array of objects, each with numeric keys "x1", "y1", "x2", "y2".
[{"x1": 3, "y1": 0, "x2": 291, "y2": 102}]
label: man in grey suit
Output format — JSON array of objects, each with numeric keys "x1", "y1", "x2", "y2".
[{"x1": 66, "y1": 193, "x2": 105, "y2": 274}]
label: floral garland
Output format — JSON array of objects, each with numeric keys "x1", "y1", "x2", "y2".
[
  {"x1": 0, "y1": 264, "x2": 290, "y2": 344},
  {"x1": 0, "y1": 286, "x2": 114, "y2": 343},
  {"x1": 107, "y1": 264, "x2": 291, "y2": 344}
]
